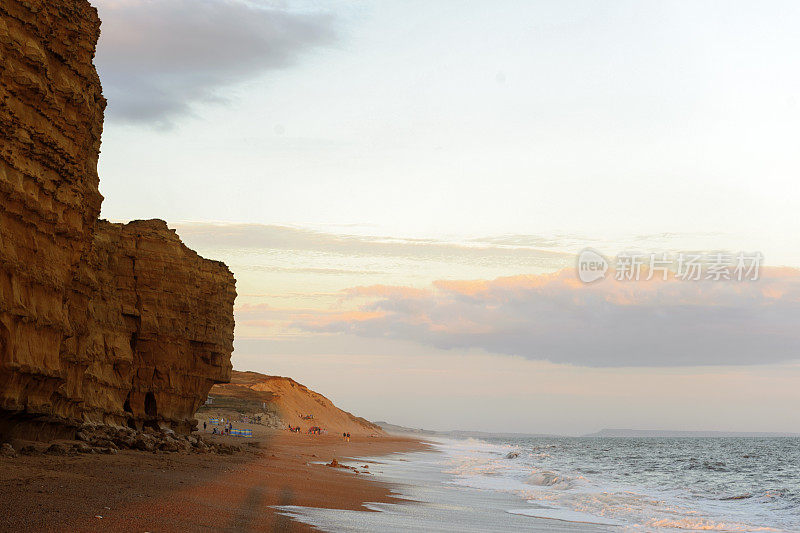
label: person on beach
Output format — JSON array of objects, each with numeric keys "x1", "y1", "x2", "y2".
[
  {"x1": 343, "y1": 432, "x2": 347, "y2": 441},
  {"x1": 346, "y1": 432, "x2": 351, "y2": 442},
  {"x1": 203, "y1": 421, "x2": 207, "y2": 431}
]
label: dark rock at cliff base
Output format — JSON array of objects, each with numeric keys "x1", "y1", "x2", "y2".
[{"x1": 1, "y1": 443, "x2": 15, "y2": 458}]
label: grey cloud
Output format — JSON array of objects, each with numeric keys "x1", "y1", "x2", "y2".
[
  {"x1": 292, "y1": 270, "x2": 800, "y2": 367},
  {"x1": 92, "y1": 0, "x2": 336, "y2": 126}
]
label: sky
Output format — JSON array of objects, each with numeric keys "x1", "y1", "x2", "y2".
[{"x1": 90, "y1": 0, "x2": 800, "y2": 435}]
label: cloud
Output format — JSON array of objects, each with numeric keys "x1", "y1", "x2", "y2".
[
  {"x1": 172, "y1": 222, "x2": 572, "y2": 269},
  {"x1": 287, "y1": 268, "x2": 800, "y2": 367},
  {"x1": 92, "y1": 0, "x2": 336, "y2": 126}
]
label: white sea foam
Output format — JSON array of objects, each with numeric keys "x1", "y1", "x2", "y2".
[
  {"x1": 526, "y1": 470, "x2": 573, "y2": 489},
  {"x1": 432, "y1": 436, "x2": 798, "y2": 532},
  {"x1": 507, "y1": 507, "x2": 625, "y2": 527},
  {"x1": 277, "y1": 436, "x2": 800, "y2": 533}
]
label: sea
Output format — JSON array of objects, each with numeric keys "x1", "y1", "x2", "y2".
[{"x1": 278, "y1": 436, "x2": 800, "y2": 532}]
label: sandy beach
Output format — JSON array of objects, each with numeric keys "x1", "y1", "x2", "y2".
[
  {"x1": 0, "y1": 432, "x2": 427, "y2": 532},
  {"x1": 2, "y1": 1, "x2": 797, "y2": 532}
]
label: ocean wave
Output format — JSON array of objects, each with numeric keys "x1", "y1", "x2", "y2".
[
  {"x1": 719, "y1": 493, "x2": 753, "y2": 501},
  {"x1": 646, "y1": 517, "x2": 777, "y2": 531},
  {"x1": 526, "y1": 470, "x2": 573, "y2": 489},
  {"x1": 435, "y1": 436, "x2": 800, "y2": 532},
  {"x1": 702, "y1": 461, "x2": 730, "y2": 472}
]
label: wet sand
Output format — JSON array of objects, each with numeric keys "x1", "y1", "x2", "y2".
[{"x1": 0, "y1": 431, "x2": 428, "y2": 532}]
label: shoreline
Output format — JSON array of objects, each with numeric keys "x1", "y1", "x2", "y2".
[{"x1": 0, "y1": 431, "x2": 429, "y2": 532}]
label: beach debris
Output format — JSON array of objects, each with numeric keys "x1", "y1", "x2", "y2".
[
  {"x1": 325, "y1": 458, "x2": 361, "y2": 472},
  {"x1": 73, "y1": 442, "x2": 92, "y2": 454},
  {"x1": 39, "y1": 424, "x2": 242, "y2": 457},
  {"x1": 133, "y1": 436, "x2": 155, "y2": 453},
  {"x1": 19, "y1": 445, "x2": 41, "y2": 456},
  {"x1": 45, "y1": 444, "x2": 69, "y2": 456},
  {"x1": 1, "y1": 443, "x2": 16, "y2": 458}
]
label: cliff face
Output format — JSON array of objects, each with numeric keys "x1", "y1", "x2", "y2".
[
  {"x1": 0, "y1": 0, "x2": 235, "y2": 440},
  {"x1": 72, "y1": 220, "x2": 235, "y2": 435},
  {"x1": 206, "y1": 371, "x2": 385, "y2": 437}
]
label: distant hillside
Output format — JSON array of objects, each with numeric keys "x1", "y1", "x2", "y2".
[
  {"x1": 374, "y1": 421, "x2": 438, "y2": 436},
  {"x1": 375, "y1": 423, "x2": 800, "y2": 439},
  {"x1": 584, "y1": 428, "x2": 800, "y2": 438},
  {"x1": 375, "y1": 421, "x2": 556, "y2": 439},
  {"x1": 202, "y1": 370, "x2": 384, "y2": 436}
]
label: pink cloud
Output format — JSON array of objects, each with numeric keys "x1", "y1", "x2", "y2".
[{"x1": 290, "y1": 267, "x2": 800, "y2": 367}]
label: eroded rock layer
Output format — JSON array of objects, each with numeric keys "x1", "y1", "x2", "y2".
[{"x1": 0, "y1": 0, "x2": 235, "y2": 440}]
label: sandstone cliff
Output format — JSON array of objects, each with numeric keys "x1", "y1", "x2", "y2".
[
  {"x1": 204, "y1": 371, "x2": 384, "y2": 437},
  {"x1": 0, "y1": 0, "x2": 235, "y2": 440}
]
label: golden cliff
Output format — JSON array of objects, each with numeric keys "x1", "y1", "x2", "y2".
[
  {"x1": 0, "y1": 0, "x2": 235, "y2": 440},
  {"x1": 205, "y1": 371, "x2": 385, "y2": 437}
]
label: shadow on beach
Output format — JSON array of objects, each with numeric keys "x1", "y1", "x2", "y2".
[{"x1": 0, "y1": 430, "x2": 425, "y2": 532}]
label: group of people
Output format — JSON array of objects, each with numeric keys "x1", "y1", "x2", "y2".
[
  {"x1": 217, "y1": 422, "x2": 234, "y2": 436},
  {"x1": 284, "y1": 425, "x2": 352, "y2": 439},
  {"x1": 203, "y1": 420, "x2": 234, "y2": 435},
  {"x1": 286, "y1": 425, "x2": 322, "y2": 434}
]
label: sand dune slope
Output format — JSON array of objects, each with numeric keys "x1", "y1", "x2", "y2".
[{"x1": 208, "y1": 371, "x2": 384, "y2": 436}]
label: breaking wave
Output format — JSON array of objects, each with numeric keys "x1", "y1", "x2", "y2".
[{"x1": 434, "y1": 436, "x2": 800, "y2": 532}]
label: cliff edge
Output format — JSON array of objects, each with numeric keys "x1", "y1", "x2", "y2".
[{"x1": 0, "y1": 0, "x2": 235, "y2": 440}]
